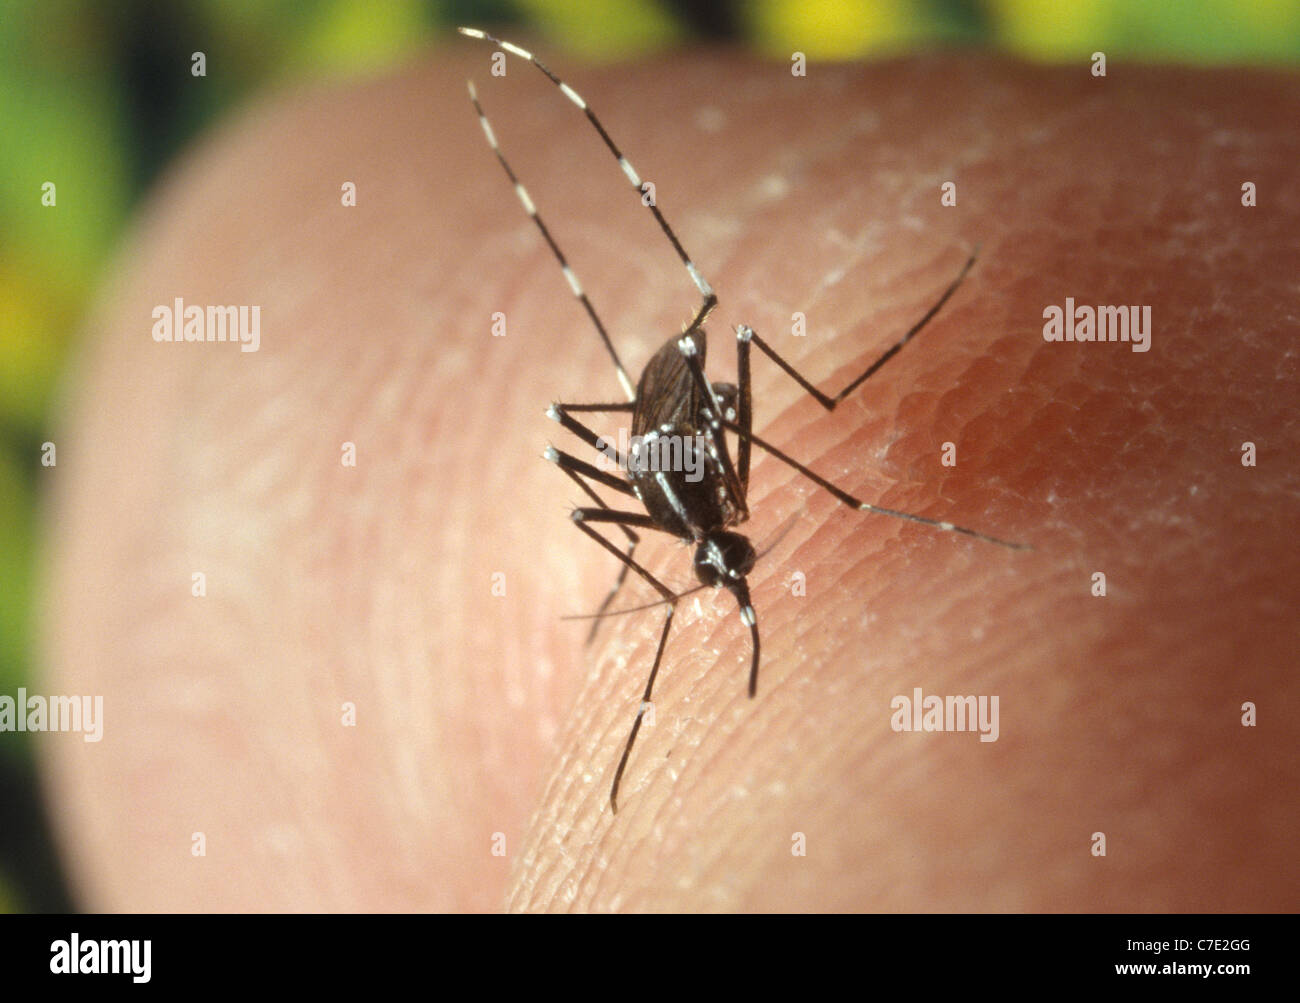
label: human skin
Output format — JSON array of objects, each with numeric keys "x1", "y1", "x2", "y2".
[{"x1": 38, "y1": 45, "x2": 1298, "y2": 912}]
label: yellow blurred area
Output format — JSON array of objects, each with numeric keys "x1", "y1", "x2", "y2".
[
  {"x1": 990, "y1": 0, "x2": 1300, "y2": 62},
  {"x1": 749, "y1": 0, "x2": 924, "y2": 59},
  {"x1": 284, "y1": 0, "x2": 431, "y2": 75},
  {"x1": 0, "y1": 259, "x2": 76, "y2": 428},
  {"x1": 988, "y1": 0, "x2": 1112, "y2": 59},
  {"x1": 0, "y1": 442, "x2": 35, "y2": 697},
  {"x1": 517, "y1": 0, "x2": 684, "y2": 58},
  {"x1": 0, "y1": 10, "x2": 129, "y2": 427}
]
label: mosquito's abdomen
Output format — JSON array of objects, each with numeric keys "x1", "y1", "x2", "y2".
[{"x1": 629, "y1": 422, "x2": 738, "y2": 540}]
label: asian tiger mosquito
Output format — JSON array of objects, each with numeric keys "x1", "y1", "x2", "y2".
[{"x1": 459, "y1": 26, "x2": 1029, "y2": 812}]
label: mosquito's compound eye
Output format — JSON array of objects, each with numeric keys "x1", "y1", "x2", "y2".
[{"x1": 694, "y1": 532, "x2": 756, "y2": 587}]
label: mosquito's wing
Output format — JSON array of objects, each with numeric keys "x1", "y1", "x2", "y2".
[{"x1": 632, "y1": 329, "x2": 708, "y2": 437}]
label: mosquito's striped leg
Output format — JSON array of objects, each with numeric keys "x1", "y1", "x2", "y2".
[
  {"x1": 610, "y1": 604, "x2": 674, "y2": 813},
  {"x1": 463, "y1": 79, "x2": 635, "y2": 400},
  {"x1": 459, "y1": 27, "x2": 718, "y2": 335},
  {"x1": 735, "y1": 325, "x2": 754, "y2": 493},
  {"x1": 571, "y1": 510, "x2": 679, "y2": 640},
  {"x1": 551, "y1": 402, "x2": 635, "y2": 413},
  {"x1": 567, "y1": 511, "x2": 681, "y2": 813},
  {"x1": 547, "y1": 402, "x2": 633, "y2": 467},
  {"x1": 721, "y1": 419, "x2": 1030, "y2": 550},
  {"x1": 572, "y1": 507, "x2": 662, "y2": 538},
  {"x1": 545, "y1": 401, "x2": 656, "y2": 646},
  {"x1": 745, "y1": 249, "x2": 979, "y2": 411},
  {"x1": 676, "y1": 335, "x2": 748, "y2": 520},
  {"x1": 544, "y1": 445, "x2": 636, "y2": 499},
  {"x1": 546, "y1": 450, "x2": 640, "y2": 643}
]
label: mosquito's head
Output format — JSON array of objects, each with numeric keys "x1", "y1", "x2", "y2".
[{"x1": 694, "y1": 531, "x2": 756, "y2": 589}]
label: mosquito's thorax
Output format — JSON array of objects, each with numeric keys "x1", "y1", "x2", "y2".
[{"x1": 625, "y1": 329, "x2": 749, "y2": 541}]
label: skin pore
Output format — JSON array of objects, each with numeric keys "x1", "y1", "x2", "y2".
[{"x1": 39, "y1": 46, "x2": 1297, "y2": 911}]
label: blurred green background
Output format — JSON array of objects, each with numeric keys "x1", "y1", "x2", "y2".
[{"x1": 1, "y1": 0, "x2": 1297, "y2": 912}]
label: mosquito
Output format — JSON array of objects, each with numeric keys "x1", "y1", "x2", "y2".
[{"x1": 459, "y1": 26, "x2": 1029, "y2": 812}]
